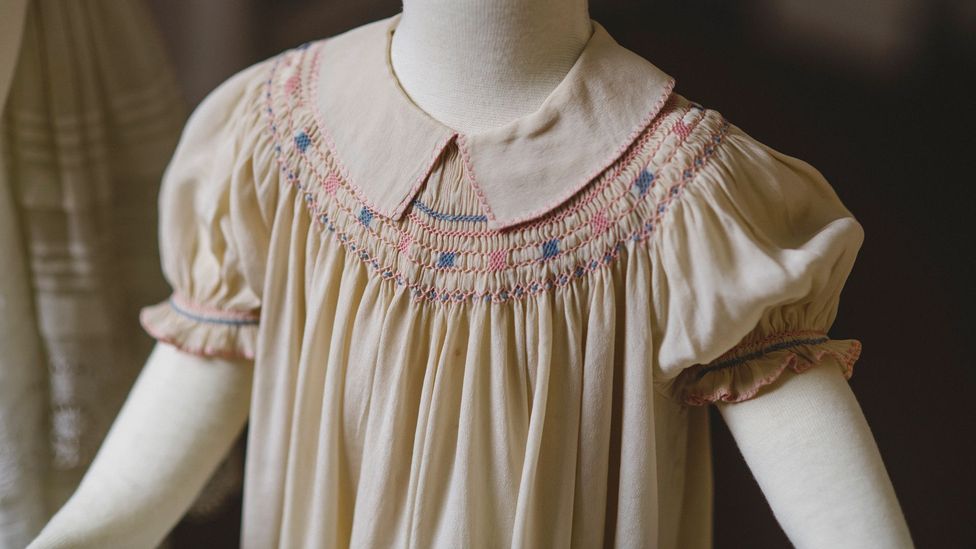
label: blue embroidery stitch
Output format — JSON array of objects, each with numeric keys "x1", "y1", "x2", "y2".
[
  {"x1": 358, "y1": 206, "x2": 373, "y2": 227},
  {"x1": 632, "y1": 168, "x2": 654, "y2": 197},
  {"x1": 437, "y1": 252, "x2": 456, "y2": 268},
  {"x1": 541, "y1": 238, "x2": 560, "y2": 260},
  {"x1": 412, "y1": 198, "x2": 488, "y2": 223},
  {"x1": 294, "y1": 131, "x2": 311, "y2": 153}
]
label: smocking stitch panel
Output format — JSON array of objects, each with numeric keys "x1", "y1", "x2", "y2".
[{"x1": 262, "y1": 42, "x2": 731, "y2": 305}]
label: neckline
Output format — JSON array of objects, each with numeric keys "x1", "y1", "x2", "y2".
[
  {"x1": 379, "y1": 12, "x2": 598, "y2": 141},
  {"x1": 303, "y1": 13, "x2": 676, "y2": 231}
]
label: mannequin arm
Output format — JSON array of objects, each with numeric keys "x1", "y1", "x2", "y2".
[
  {"x1": 717, "y1": 363, "x2": 914, "y2": 548},
  {"x1": 28, "y1": 342, "x2": 253, "y2": 549}
]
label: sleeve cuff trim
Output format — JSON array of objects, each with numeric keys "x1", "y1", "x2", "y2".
[
  {"x1": 169, "y1": 292, "x2": 260, "y2": 326},
  {"x1": 676, "y1": 334, "x2": 861, "y2": 406},
  {"x1": 693, "y1": 331, "x2": 829, "y2": 381}
]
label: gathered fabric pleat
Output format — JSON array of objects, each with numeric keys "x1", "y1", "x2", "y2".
[{"x1": 239, "y1": 186, "x2": 707, "y2": 547}]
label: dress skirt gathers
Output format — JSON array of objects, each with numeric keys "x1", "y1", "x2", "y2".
[{"x1": 139, "y1": 12, "x2": 865, "y2": 549}]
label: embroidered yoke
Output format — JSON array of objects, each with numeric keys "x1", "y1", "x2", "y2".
[{"x1": 140, "y1": 12, "x2": 865, "y2": 549}]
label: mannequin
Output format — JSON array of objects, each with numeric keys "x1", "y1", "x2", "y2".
[
  {"x1": 29, "y1": 0, "x2": 914, "y2": 547},
  {"x1": 389, "y1": 0, "x2": 592, "y2": 135}
]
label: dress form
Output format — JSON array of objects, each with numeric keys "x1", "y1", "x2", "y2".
[
  {"x1": 28, "y1": 1, "x2": 913, "y2": 547},
  {"x1": 390, "y1": 0, "x2": 591, "y2": 135}
]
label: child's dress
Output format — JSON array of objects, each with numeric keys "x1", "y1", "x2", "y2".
[{"x1": 140, "y1": 12, "x2": 864, "y2": 549}]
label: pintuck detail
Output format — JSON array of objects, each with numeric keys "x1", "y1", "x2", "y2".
[{"x1": 264, "y1": 43, "x2": 731, "y2": 306}]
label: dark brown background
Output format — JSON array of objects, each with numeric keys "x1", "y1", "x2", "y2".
[{"x1": 146, "y1": 1, "x2": 975, "y2": 547}]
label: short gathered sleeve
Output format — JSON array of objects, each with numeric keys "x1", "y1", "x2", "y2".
[
  {"x1": 139, "y1": 59, "x2": 278, "y2": 360},
  {"x1": 650, "y1": 120, "x2": 865, "y2": 405}
]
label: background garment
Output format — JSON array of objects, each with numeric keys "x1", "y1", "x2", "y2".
[
  {"x1": 140, "y1": 14, "x2": 865, "y2": 548},
  {"x1": 0, "y1": 1, "x2": 241, "y2": 546}
]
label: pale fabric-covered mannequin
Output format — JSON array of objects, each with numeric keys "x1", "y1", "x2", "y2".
[
  {"x1": 718, "y1": 366, "x2": 913, "y2": 547},
  {"x1": 29, "y1": 0, "x2": 914, "y2": 547}
]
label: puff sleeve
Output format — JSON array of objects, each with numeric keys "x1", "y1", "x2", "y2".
[
  {"x1": 139, "y1": 60, "x2": 277, "y2": 360},
  {"x1": 650, "y1": 120, "x2": 865, "y2": 405}
]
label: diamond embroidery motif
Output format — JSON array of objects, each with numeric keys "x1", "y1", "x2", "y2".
[
  {"x1": 295, "y1": 131, "x2": 312, "y2": 153},
  {"x1": 541, "y1": 239, "x2": 560, "y2": 260},
  {"x1": 323, "y1": 173, "x2": 340, "y2": 195},
  {"x1": 284, "y1": 74, "x2": 301, "y2": 96},
  {"x1": 632, "y1": 168, "x2": 654, "y2": 197},
  {"x1": 590, "y1": 210, "x2": 611, "y2": 234},
  {"x1": 488, "y1": 249, "x2": 508, "y2": 271},
  {"x1": 358, "y1": 206, "x2": 373, "y2": 227},
  {"x1": 437, "y1": 252, "x2": 456, "y2": 268}
]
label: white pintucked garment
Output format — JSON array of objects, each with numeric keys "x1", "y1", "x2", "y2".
[
  {"x1": 0, "y1": 2, "x2": 246, "y2": 547},
  {"x1": 140, "y1": 12, "x2": 866, "y2": 548}
]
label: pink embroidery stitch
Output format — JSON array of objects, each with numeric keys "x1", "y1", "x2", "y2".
[
  {"x1": 488, "y1": 249, "x2": 508, "y2": 271},
  {"x1": 396, "y1": 232, "x2": 413, "y2": 254},
  {"x1": 590, "y1": 210, "x2": 612, "y2": 234},
  {"x1": 284, "y1": 74, "x2": 301, "y2": 96},
  {"x1": 674, "y1": 120, "x2": 691, "y2": 140},
  {"x1": 323, "y1": 173, "x2": 340, "y2": 195},
  {"x1": 456, "y1": 133, "x2": 498, "y2": 223}
]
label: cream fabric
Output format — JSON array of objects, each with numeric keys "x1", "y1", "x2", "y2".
[
  {"x1": 140, "y1": 12, "x2": 866, "y2": 548},
  {"x1": 317, "y1": 13, "x2": 675, "y2": 230}
]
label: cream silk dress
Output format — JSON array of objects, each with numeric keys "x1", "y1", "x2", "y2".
[{"x1": 140, "y1": 12, "x2": 865, "y2": 549}]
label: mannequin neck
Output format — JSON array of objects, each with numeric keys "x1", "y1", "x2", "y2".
[{"x1": 391, "y1": 0, "x2": 592, "y2": 135}]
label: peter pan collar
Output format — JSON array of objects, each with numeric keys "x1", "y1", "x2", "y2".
[{"x1": 312, "y1": 12, "x2": 675, "y2": 231}]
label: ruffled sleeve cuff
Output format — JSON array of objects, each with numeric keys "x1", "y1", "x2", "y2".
[
  {"x1": 669, "y1": 329, "x2": 861, "y2": 406},
  {"x1": 139, "y1": 293, "x2": 259, "y2": 360}
]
